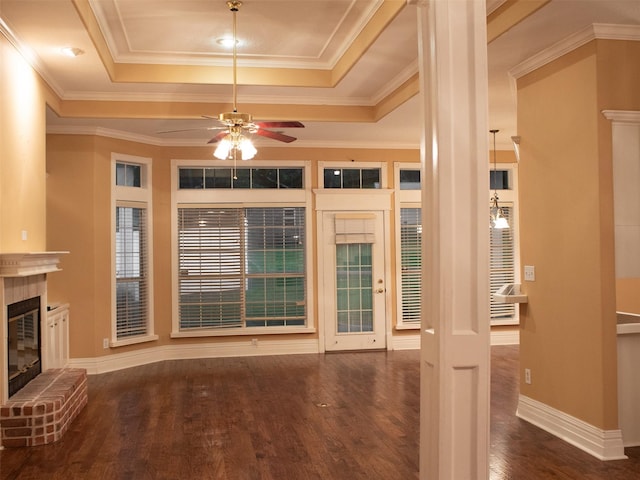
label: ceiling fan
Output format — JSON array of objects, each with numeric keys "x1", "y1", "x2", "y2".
[{"x1": 160, "y1": 0, "x2": 304, "y2": 160}]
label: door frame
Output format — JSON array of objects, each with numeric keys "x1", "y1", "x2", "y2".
[{"x1": 314, "y1": 188, "x2": 393, "y2": 353}]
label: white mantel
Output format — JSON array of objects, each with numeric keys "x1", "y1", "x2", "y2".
[{"x1": 0, "y1": 252, "x2": 68, "y2": 277}]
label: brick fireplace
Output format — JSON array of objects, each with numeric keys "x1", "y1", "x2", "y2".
[
  {"x1": 0, "y1": 252, "x2": 66, "y2": 404},
  {"x1": 0, "y1": 252, "x2": 87, "y2": 447}
]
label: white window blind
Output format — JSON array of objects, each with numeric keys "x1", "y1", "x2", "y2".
[
  {"x1": 400, "y1": 208, "x2": 422, "y2": 325},
  {"x1": 116, "y1": 206, "x2": 148, "y2": 338},
  {"x1": 178, "y1": 208, "x2": 243, "y2": 329},
  {"x1": 177, "y1": 207, "x2": 306, "y2": 330},
  {"x1": 335, "y1": 213, "x2": 375, "y2": 244},
  {"x1": 490, "y1": 205, "x2": 516, "y2": 321}
]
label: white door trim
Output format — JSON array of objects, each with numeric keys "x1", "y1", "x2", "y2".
[{"x1": 314, "y1": 190, "x2": 393, "y2": 353}]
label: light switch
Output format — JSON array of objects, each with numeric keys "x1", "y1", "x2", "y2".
[{"x1": 524, "y1": 265, "x2": 535, "y2": 282}]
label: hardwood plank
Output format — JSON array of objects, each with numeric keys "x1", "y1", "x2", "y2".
[{"x1": 0, "y1": 347, "x2": 638, "y2": 479}]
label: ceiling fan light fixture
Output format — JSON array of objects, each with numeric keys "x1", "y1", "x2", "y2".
[
  {"x1": 214, "y1": 137, "x2": 233, "y2": 160},
  {"x1": 213, "y1": 134, "x2": 256, "y2": 161},
  {"x1": 238, "y1": 136, "x2": 257, "y2": 160}
]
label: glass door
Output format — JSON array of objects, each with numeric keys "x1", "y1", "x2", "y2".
[{"x1": 322, "y1": 211, "x2": 386, "y2": 351}]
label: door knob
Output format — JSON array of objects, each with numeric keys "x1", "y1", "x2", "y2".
[{"x1": 376, "y1": 287, "x2": 384, "y2": 293}]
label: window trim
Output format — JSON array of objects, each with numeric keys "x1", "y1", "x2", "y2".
[
  {"x1": 170, "y1": 159, "x2": 315, "y2": 337},
  {"x1": 111, "y1": 153, "x2": 157, "y2": 347}
]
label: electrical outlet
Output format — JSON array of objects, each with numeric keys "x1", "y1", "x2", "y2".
[
  {"x1": 524, "y1": 368, "x2": 532, "y2": 385},
  {"x1": 524, "y1": 265, "x2": 535, "y2": 282},
  {"x1": 103, "y1": 338, "x2": 110, "y2": 349},
  {"x1": 251, "y1": 338, "x2": 258, "y2": 347}
]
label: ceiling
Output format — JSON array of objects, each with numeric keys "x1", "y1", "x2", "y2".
[{"x1": 1, "y1": 0, "x2": 639, "y2": 150}]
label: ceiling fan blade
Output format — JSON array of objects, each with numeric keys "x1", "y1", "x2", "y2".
[
  {"x1": 254, "y1": 121, "x2": 304, "y2": 129},
  {"x1": 207, "y1": 131, "x2": 230, "y2": 144},
  {"x1": 256, "y1": 129, "x2": 297, "y2": 143},
  {"x1": 157, "y1": 126, "x2": 225, "y2": 134}
]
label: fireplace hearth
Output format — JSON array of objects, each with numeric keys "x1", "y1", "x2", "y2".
[{"x1": 7, "y1": 297, "x2": 41, "y2": 397}]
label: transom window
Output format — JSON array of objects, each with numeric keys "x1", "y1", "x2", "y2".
[
  {"x1": 490, "y1": 170, "x2": 510, "y2": 190},
  {"x1": 399, "y1": 169, "x2": 421, "y2": 190},
  {"x1": 179, "y1": 167, "x2": 303, "y2": 189},
  {"x1": 323, "y1": 168, "x2": 381, "y2": 189},
  {"x1": 177, "y1": 207, "x2": 306, "y2": 330},
  {"x1": 116, "y1": 162, "x2": 141, "y2": 187}
]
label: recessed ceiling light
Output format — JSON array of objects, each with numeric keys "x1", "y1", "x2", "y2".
[
  {"x1": 216, "y1": 37, "x2": 239, "y2": 48},
  {"x1": 60, "y1": 47, "x2": 84, "y2": 57}
]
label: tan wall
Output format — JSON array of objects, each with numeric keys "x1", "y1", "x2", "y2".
[
  {"x1": 517, "y1": 42, "x2": 613, "y2": 429},
  {"x1": 0, "y1": 36, "x2": 47, "y2": 252},
  {"x1": 517, "y1": 39, "x2": 640, "y2": 430},
  {"x1": 46, "y1": 134, "x2": 423, "y2": 358}
]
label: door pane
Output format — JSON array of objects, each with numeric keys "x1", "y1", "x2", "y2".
[{"x1": 335, "y1": 243, "x2": 374, "y2": 333}]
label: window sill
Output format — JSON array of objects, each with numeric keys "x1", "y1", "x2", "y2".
[
  {"x1": 171, "y1": 326, "x2": 316, "y2": 338},
  {"x1": 395, "y1": 324, "x2": 420, "y2": 331},
  {"x1": 110, "y1": 334, "x2": 159, "y2": 348}
]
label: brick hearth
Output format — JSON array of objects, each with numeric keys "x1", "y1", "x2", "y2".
[{"x1": 0, "y1": 368, "x2": 87, "y2": 447}]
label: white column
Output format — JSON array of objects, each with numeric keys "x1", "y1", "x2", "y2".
[{"x1": 417, "y1": 1, "x2": 491, "y2": 479}]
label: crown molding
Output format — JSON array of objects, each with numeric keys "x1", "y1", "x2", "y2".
[
  {"x1": 510, "y1": 23, "x2": 640, "y2": 80},
  {"x1": 46, "y1": 124, "x2": 420, "y2": 150}
]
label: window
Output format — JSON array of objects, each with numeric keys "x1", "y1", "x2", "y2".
[
  {"x1": 323, "y1": 168, "x2": 381, "y2": 189},
  {"x1": 395, "y1": 164, "x2": 423, "y2": 329},
  {"x1": 490, "y1": 170, "x2": 510, "y2": 190},
  {"x1": 116, "y1": 162, "x2": 141, "y2": 187},
  {"x1": 400, "y1": 208, "x2": 422, "y2": 326},
  {"x1": 177, "y1": 207, "x2": 306, "y2": 331},
  {"x1": 489, "y1": 163, "x2": 519, "y2": 325},
  {"x1": 179, "y1": 167, "x2": 303, "y2": 189},
  {"x1": 112, "y1": 155, "x2": 156, "y2": 346},
  {"x1": 490, "y1": 205, "x2": 516, "y2": 322},
  {"x1": 399, "y1": 169, "x2": 421, "y2": 190},
  {"x1": 116, "y1": 206, "x2": 148, "y2": 338}
]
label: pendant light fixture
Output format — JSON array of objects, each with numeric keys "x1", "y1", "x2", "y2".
[{"x1": 490, "y1": 129, "x2": 510, "y2": 229}]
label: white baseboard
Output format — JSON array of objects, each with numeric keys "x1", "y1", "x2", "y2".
[
  {"x1": 490, "y1": 329, "x2": 520, "y2": 345},
  {"x1": 69, "y1": 338, "x2": 320, "y2": 375},
  {"x1": 390, "y1": 329, "x2": 519, "y2": 351},
  {"x1": 392, "y1": 334, "x2": 421, "y2": 350},
  {"x1": 517, "y1": 394, "x2": 627, "y2": 461},
  {"x1": 69, "y1": 330, "x2": 520, "y2": 374}
]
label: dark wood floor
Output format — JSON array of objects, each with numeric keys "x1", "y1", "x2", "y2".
[{"x1": 1, "y1": 346, "x2": 638, "y2": 479}]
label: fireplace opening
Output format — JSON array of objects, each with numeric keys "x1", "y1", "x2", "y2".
[{"x1": 7, "y1": 296, "x2": 42, "y2": 397}]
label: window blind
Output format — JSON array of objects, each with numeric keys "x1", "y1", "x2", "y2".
[
  {"x1": 178, "y1": 208, "x2": 243, "y2": 329},
  {"x1": 490, "y1": 205, "x2": 516, "y2": 320},
  {"x1": 115, "y1": 206, "x2": 148, "y2": 338},
  {"x1": 177, "y1": 207, "x2": 306, "y2": 330},
  {"x1": 400, "y1": 208, "x2": 422, "y2": 325},
  {"x1": 335, "y1": 213, "x2": 375, "y2": 244}
]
